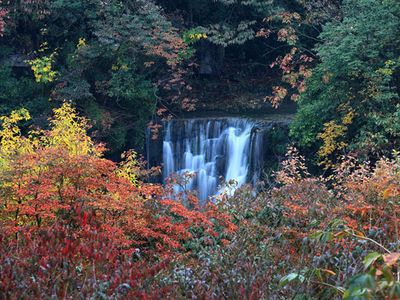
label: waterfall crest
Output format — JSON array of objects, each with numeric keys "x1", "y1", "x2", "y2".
[{"x1": 161, "y1": 118, "x2": 263, "y2": 203}]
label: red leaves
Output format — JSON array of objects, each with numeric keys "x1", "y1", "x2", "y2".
[
  {"x1": 82, "y1": 211, "x2": 88, "y2": 226},
  {"x1": 0, "y1": 99, "x2": 238, "y2": 298},
  {"x1": 0, "y1": 141, "x2": 236, "y2": 297},
  {"x1": 0, "y1": 223, "x2": 171, "y2": 299},
  {"x1": 0, "y1": 145, "x2": 233, "y2": 253},
  {"x1": 61, "y1": 239, "x2": 71, "y2": 256},
  {"x1": 267, "y1": 48, "x2": 314, "y2": 107}
]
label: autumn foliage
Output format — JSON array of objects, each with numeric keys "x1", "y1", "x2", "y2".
[
  {"x1": 161, "y1": 147, "x2": 400, "y2": 299},
  {"x1": 1, "y1": 103, "x2": 399, "y2": 299},
  {"x1": 0, "y1": 103, "x2": 235, "y2": 298},
  {"x1": 253, "y1": 148, "x2": 400, "y2": 298}
]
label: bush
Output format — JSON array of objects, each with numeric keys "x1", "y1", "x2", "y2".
[{"x1": 0, "y1": 103, "x2": 235, "y2": 298}]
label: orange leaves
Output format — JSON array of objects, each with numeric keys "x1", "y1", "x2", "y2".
[
  {"x1": 0, "y1": 143, "x2": 235, "y2": 259},
  {"x1": 144, "y1": 197, "x2": 236, "y2": 251},
  {"x1": 138, "y1": 183, "x2": 164, "y2": 199},
  {"x1": 342, "y1": 216, "x2": 358, "y2": 230},
  {"x1": 256, "y1": 28, "x2": 271, "y2": 38},
  {"x1": 0, "y1": 104, "x2": 239, "y2": 298},
  {"x1": 265, "y1": 86, "x2": 288, "y2": 108},
  {"x1": 345, "y1": 204, "x2": 374, "y2": 217},
  {"x1": 267, "y1": 47, "x2": 314, "y2": 108},
  {"x1": 383, "y1": 185, "x2": 400, "y2": 199},
  {"x1": 285, "y1": 203, "x2": 308, "y2": 216}
]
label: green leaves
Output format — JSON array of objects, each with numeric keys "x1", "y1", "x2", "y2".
[
  {"x1": 342, "y1": 251, "x2": 400, "y2": 298},
  {"x1": 309, "y1": 230, "x2": 334, "y2": 243},
  {"x1": 363, "y1": 252, "x2": 381, "y2": 270},
  {"x1": 343, "y1": 274, "x2": 376, "y2": 299},
  {"x1": 280, "y1": 272, "x2": 305, "y2": 287},
  {"x1": 292, "y1": 0, "x2": 400, "y2": 158}
]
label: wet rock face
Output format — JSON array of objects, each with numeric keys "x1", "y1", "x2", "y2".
[
  {"x1": 146, "y1": 117, "x2": 291, "y2": 202},
  {"x1": 214, "y1": 154, "x2": 226, "y2": 177}
]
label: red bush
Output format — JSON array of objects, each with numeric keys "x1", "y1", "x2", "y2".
[{"x1": 0, "y1": 147, "x2": 235, "y2": 298}]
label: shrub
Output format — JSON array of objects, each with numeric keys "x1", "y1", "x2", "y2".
[{"x1": 0, "y1": 103, "x2": 235, "y2": 298}]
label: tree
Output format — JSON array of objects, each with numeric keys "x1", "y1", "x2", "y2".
[
  {"x1": 158, "y1": 0, "x2": 285, "y2": 76},
  {"x1": 290, "y1": 0, "x2": 400, "y2": 165},
  {"x1": 0, "y1": 0, "x2": 190, "y2": 155}
]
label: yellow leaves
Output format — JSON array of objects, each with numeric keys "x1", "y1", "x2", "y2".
[
  {"x1": 317, "y1": 111, "x2": 355, "y2": 169},
  {"x1": 317, "y1": 121, "x2": 347, "y2": 165},
  {"x1": 48, "y1": 102, "x2": 98, "y2": 156},
  {"x1": 189, "y1": 33, "x2": 206, "y2": 40},
  {"x1": 0, "y1": 109, "x2": 33, "y2": 162},
  {"x1": 382, "y1": 188, "x2": 392, "y2": 199},
  {"x1": 38, "y1": 42, "x2": 48, "y2": 52},
  {"x1": 0, "y1": 109, "x2": 35, "y2": 187},
  {"x1": 185, "y1": 30, "x2": 208, "y2": 44},
  {"x1": 111, "y1": 63, "x2": 129, "y2": 72},
  {"x1": 342, "y1": 111, "x2": 354, "y2": 125},
  {"x1": 77, "y1": 37, "x2": 86, "y2": 48},
  {"x1": 376, "y1": 59, "x2": 398, "y2": 77},
  {"x1": 25, "y1": 42, "x2": 57, "y2": 83},
  {"x1": 117, "y1": 150, "x2": 140, "y2": 186},
  {"x1": 26, "y1": 51, "x2": 57, "y2": 84},
  {"x1": 1, "y1": 108, "x2": 30, "y2": 124},
  {"x1": 0, "y1": 102, "x2": 100, "y2": 166}
]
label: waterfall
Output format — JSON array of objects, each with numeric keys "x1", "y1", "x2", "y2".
[{"x1": 160, "y1": 118, "x2": 263, "y2": 203}]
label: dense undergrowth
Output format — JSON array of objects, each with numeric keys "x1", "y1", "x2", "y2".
[
  {"x1": 0, "y1": 104, "x2": 235, "y2": 299},
  {"x1": 1, "y1": 104, "x2": 399, "y2": 299}
]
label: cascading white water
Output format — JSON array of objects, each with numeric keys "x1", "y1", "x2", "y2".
[{"x1": 161, "y1": 118, "x2": 263, "y2": 203}]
